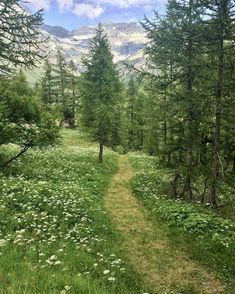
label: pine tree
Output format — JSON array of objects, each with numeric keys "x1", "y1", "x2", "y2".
[
  {"x1": 55, "y1": 50, "x2": 67, "y2": 124},
  {"x1": 204, "y1": 0, "x2": 235, "y2": 206},
  {"x1": 142, "y1": 0, "x2": 205, "y2": 200},
  {"x1": 124, "y1": 77, "x2": 145, "y2": 151},
  {"x1": 40, "y1": 57, "x2": 79, "y2": 127},
  {"x1": 0, "y1": 0, "x2": 44, "y2": 74},
  {"x1": 67, "y1": 60, "x2": 79, "y2": 127},
  {"x1": 40, "y1": 59, "x2": 56, "y2": 104},
  {"x1": 81, "y1": 24, "x2": 121, "y2": 163}
]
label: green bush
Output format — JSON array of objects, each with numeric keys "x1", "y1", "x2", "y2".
[{"x1": 0, "y1": 72, "x2": 59, "y2": 148}]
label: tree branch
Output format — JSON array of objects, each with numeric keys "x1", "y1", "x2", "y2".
[{"x1": 0, "y1": 140, "x2": 33, "y2": 169}]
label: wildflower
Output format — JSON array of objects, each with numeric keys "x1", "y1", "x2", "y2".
[
  {"x1": 50, "y1": 255, "x2": 57, "y2": 260},
  {"x1": 54, "y1": 261, "x2": 62, "y2": 265},
  {"x1": 0, "y1": 239, "x2": 6, "y2": 247},
  {"x1": 103, "y1": 270, "x2": 110, "y2": 275},
  {"x1": 108, "y1": 277, "x2": 116, "y2": 282}
]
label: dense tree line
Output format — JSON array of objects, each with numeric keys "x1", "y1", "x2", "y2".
[
  {"x1": 0, "y1": 0, "x2": 59, "y2": 167},
  {"x1": 40, "y1": 52, "x2": 79, "y2": 127},
  {"x1": 125, "y1": 0, "x2": 235, "y2": 206},
  {"x1": 1, "y1": 0, "x2": 234, "y2": 208}
]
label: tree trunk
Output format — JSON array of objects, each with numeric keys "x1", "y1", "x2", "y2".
[
  {"x1": 140, "y1": 126, "x2": 144, "y2": 150},
  {"x1": 200, "y1": 135, "x2": 208, "y2": 166},
  {"x1": 178, "y1": 125, "x2": 184, "y2": 167},
  {"x1": 129, "y1": 96, "x2": 134, "y2": 150},
  {"x1": 99, "y1": 128, "x2": 104, "y2": 163},
  {"x1": 185, "y1": 108, "x2": 194, "y2": 202},
  {"x1": 71, "y1": 78, "x2": 76, "y2": 128},
  {"x1": 232, "y1": 154, "x2": 235, "y2": 173},
  {"x1": 184, "y1": 0, "x2": 194, "y2": 202},
  {"x1": 210, "y1": 12, "x2": 225, "y2": 207},
  {"x1": 163, "y1": 120, "x2": 167, "y2": 162}
]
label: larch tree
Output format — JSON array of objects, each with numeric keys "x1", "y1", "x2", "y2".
[
  {"x1": 67, "y1": 60, "x2": 79, "y2": 128},
  {"x1": 81, "y1": 24, "x2": 121, "y2": 163},
  {"x1": 124, "y1": 77, "x2": 145, "y2": 151},
  {"x1": 0, "y1": 0, "x2": 45, "y2": 74},
  {"x1": 0, "y1": 0, "x2": 60, "y2": 165},
  {"x1": 129, "y1": 0, "x2": 235, "y2": 206},
  {"x1": 204, "y1": 0, "x2": 235, "y2": 206},
  {"x1": 142, "y1": 0, "x2": 205, "y2": 200},
  {"x1": 40, "y1": 59, "x2": 55, "y2": 105},
  {"x1": 55, "y1": 50, "x2": 67, "y2": 125}
]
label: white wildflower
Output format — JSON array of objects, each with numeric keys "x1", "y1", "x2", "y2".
[
  {"x1": 0, "y1": 239, "x2": 6, "y2": 247},
  {"x1": 108, "y1": 277, "x2": 116, "y2": 282},
  {"x1": 54, "y1": 261, "x2": 62, "y2": 265},
  {"x1": 50, "y1": 255, "x2": 57, "y2": 260}
]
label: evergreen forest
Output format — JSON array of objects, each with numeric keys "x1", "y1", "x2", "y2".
[{"x1": 0, "y1": 1, "x2": 234, "y2": 293}]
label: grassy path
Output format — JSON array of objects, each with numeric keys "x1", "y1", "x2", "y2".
[{"x1": 104, "y1": 155, "x2": 224, "y2": 294}]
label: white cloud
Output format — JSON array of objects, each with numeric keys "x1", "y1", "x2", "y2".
[
  {"x1": 95, "y1": 0, "x2": 166, "y2": 8},
  {"x1": 74, "y1": 4, "x2": 104, "y2": 19},
  {"x1": 30, "y1": 0, "x2": 166, "y2": 19},
  {"x1": 57, "y1": 0, "x2": 73, "y2": 11},
  {"x1": 30, "y1": 0, "x2": 166, "y2": 14},
  {"x1": 56, "y1": 0, "x2": 104, "y2": 19},
  {"x1": 29, "y1": 0, "x2": 52, "y2": 11}
]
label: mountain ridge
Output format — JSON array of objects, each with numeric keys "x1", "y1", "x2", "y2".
[
  {"x1": 41, "y1": 22, "x2": 144, "y2": 38},
  {"x1": 26, "y1": 22, "x2": 146, "y2": 83}
]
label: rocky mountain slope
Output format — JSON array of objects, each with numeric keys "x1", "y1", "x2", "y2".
[
  {"x1": 26, "y1": 22, "x2": 146, "y2": 82},
  {"x1": 43, "y1": 22, "x2": 146, "y2": 64}
]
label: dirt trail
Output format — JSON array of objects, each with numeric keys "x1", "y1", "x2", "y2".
[{"x1": 104, "y1": 155, "x2": 224, "y2": 294}]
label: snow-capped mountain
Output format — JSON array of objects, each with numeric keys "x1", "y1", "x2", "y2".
[
  {"x1": 26, "y1": 22, "x2": 147, "y2": 83},
  {"x1": 46, "y1": 22, "x2": 145, "y2": 69}
]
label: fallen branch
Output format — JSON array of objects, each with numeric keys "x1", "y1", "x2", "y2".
[{"x1": 0, "y1": 140, "x2": 33, "y2": 169}]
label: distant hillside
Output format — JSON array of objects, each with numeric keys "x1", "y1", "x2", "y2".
[
  {"x1": 26, "y1": 22, "x2": 147, "y2": 83},
  {"x1": 41, "y1": 24, "x2": 71, "y2": 38}
]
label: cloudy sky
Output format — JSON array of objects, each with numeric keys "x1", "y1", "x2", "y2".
[{"x1": 28, "y1": 0, "x2": 167, "y2": 30}]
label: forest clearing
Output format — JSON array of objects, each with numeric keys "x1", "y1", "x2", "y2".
[
  {"x1": 0, "y1": 129, "x2": 234, "y2": 293},
  {"x1": 0, "y1": 0, "x2": 235, "y2": 293}
]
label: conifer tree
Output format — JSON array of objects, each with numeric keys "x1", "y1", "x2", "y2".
[
  {"x1": 124, "y1": 77, "x2": 145, "y2": 151},
  {"x1": 67, "y1": 60, "x2": 79, "y2": 127},
  {"x1": 204, "y1": 0, "x2": 235, "y2": 206},
  {"x1": 55, "y1": 50, "x2": 67, "y2": 124},
  {"x1": 142, "y1": 0, "x2": 205, "y2": 200},
  {"x1": 0, "y1": 0, "x2": 44, "y2": 74},
  {"x1": 40, "y1": 55, "x2": 79, "y2": 127},
  {"x1": 40, "y1": 59, "x2": 55, "y2": 104},
  {"x1": 81, "y1": 24, "x2": 121, "y2": 163}
]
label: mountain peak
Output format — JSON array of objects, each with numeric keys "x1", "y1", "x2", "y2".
[
  {"x1": 41, "y1": 24, "x2": 70, "y2": 38},
  {"x1": 42, "y1": 22, "x2": 144, "y2": 39},
  {"x1": 29, "y1": 21, "x2": 146, "y2": 83}
]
